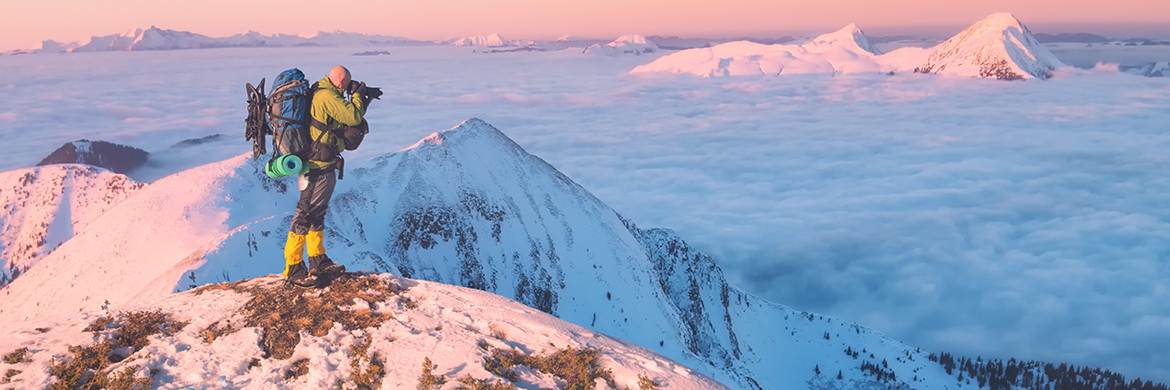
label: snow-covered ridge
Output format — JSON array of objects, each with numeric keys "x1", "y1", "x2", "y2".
[
  {"x1": 0, "y1": 165, "x2": 144, "y2": 286},
  {"x1": 633, "y1": 12, "x2": 1066, "y2": 79},
  {"x1": 631, "y1": 24, "x2": 885, "y2": 77},
  {"x1": 447, "y1": 33, "x2": 512, "y2": 47},
  {"x1": 0, "y1": 273, "x2": 726, "y2": 388},
  {"x1": 19, "y1": 26, "x2": 428, "y2": 53},
  {"x1": 584, "y1": 34, "x2": 659, "y2": 56},
  {"x1": 445, "y1": 33, "x2": 539, "y2": 48}
]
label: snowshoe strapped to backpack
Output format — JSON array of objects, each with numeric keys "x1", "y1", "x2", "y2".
[
  {"x1": 244, "y1": 79, "x2": 269, "y2": 160},
  {"x1": 267, "y1": 69, "x2": 313, "y2": 158}
]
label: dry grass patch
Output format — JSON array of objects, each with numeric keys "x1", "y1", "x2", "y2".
[
  {"x1": 488, "y1": 324, "x2": 507, "y2": 341},
  {"x1": 399, "y1": 295, "x2": 419, "y2": 310},
  {"x1": 284, "y1": 358, "x2": 310, "y2": 381},
  {"x1": 456, "y1": 374, "x2": 517, "y2": 390},
  {"x1": 3, "y1": 347, "x2": 30, "y2": 364},
  {"x1": 345, "y1": 337, "x2": 385, "y2": 390},
  {"x1": 193, "y1": 274, "x2": 406, "y2": 360},
  {"x1": 418, "y1": 357, "x2": 514, "y2": 390},
  {"x1": 200, "y1": 321, "x2": 238, "y2": 344},
  {"x1": 3, "y1": 369, "x2": 20, "y2": 384},
  {"x1": 49, "y1": 310, "x2": 186, "y2": 390},
  {"x1": 483, "y1": 345, "x2": 617, "y2": 390},
  {"x1": 635, "y1": 374, "x2": 661, "y2": 390}
]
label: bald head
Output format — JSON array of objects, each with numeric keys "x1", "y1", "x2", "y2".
[{"x1": 328, "y1": 66, "x2": 351, "y2": 90}]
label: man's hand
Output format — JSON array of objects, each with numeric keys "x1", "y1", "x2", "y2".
[{"x1": 352, "y1": 81, "x2": 367, "y2": 97}]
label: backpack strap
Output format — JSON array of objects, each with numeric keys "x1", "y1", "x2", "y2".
[{"x1": 304, "y1": 85, "x2": 345, "y2": 170}]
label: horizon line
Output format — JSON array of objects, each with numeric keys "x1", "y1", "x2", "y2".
[{"x1": 6, "y1": 21, "x2": 1170, "y2": 53}]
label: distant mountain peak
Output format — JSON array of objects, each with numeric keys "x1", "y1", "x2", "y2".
[
  {"x1": 37, "y1": 139, "x2": 149, "y2": 174},
  {"x1": 805, "y1": 23, "x2": 881, "y2": 55},
  {"x1": 449, "y1": 33, "x2": 511, "y2": 47},
  {"x1": 631, "y1": 12, "x2": 1068, "y2": 79},
  {"x1": 584, "y1": 34, "x2": 658, "y2": 56},
  {"x1": 914, "y1": 11, "x2": 1065, "y2": 79},
  {"x1": 17, "y1": 27, "x2": 427, "y2": 53}
]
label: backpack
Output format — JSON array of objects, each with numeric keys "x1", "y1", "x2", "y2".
[{"x1": 267, "y1": 68, "x2": 313, "y2": 158}]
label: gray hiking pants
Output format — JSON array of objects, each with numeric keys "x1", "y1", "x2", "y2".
[{"x1": 290, "y1": 168, "x2": 336, "y2": 235}]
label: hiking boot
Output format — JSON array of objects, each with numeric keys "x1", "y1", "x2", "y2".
[
  {"x1": 284, "y1": 261, "x2": 319, "y2": 288},
  {"x1": 309, "y1": 254, "x2": 346, "y2": 276}
]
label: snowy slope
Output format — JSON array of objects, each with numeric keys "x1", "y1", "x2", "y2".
[
  {"x1": 0, "y1": 118, "x2": 968, "y2": 389},
  {"x1": 0, "y1": 165, "x2": 144, "y2": 287},
  {"x1": 0, "y1": 156, "x2": 296, "y2": 318},
  {"x1": 0, "y1": 273, "x2": 726, "y2": 389},
  {"x1": 631, "y1": 24, "x2": 882, "y2": 77},
  {"x1": 914, "y1": 12, "x2": 1064, "y2": 79},
  {"x1": 633, "y1": 12, "x2": 1065, "y2": 79},
  {"x1": 584, "y1": 34, "x2": 659, "y2": 56}
]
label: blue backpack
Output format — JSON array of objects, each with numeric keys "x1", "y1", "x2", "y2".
[{"x1": 267, "y1": 68, "x2": 314, "y2": 158}]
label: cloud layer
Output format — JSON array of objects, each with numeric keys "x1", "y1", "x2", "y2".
[{"x1": 2, "y1": 46, "x2": 1169, "y2": 383}]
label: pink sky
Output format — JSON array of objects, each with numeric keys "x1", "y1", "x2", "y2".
[{"x1": 5, "y1": 0, "x2": 1169, "y2": 50}]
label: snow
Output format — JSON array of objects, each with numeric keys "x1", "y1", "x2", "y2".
[
  {"x1": 19, "y1": 27, "x2": 426, "y2": 53},
  {"x1": 1, "y1": 29, "x2": 1170, "y2": 386},
  {"x1": 631, "y1": 25, "x2": 884, "y2": 77},
  {"x1": 634, "y1": 12, "x2": 1065, "y2": 79},
  {"x1": 914, "y1": 12, "x2": 1064, "y2": 79},
  {"x1": 0, "y1": 165, "x2": 144, "y2": 285},
  {"x1": 801, "y1": 24, "x2": 881, "y2": 55},
  {"x1": 0, "y1": 117, "x2": 972, "y2": 389},
  {"x1": 583, "y1": 34, "x2": 659, "y2": 56},
  {"x1": 0, "y1": 274, "x2": 726, "y2": 389},
  {"x1": 449, "y1": 33, "x2": 512, "y2": 47}
]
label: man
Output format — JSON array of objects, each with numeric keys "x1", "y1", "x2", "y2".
[{"x1": 282, "y1": 65, "x2": 366, "y2": 287}]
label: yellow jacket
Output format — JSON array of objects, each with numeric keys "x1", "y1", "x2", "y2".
[{"x1": 307, "y1": 76, "x2": 366, "y2": 169}]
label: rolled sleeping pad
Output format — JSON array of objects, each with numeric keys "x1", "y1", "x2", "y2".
[{"x1": 265, "y1": 154, "x2": 304, "y2": 178}]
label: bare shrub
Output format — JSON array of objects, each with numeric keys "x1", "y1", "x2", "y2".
[{"x1": 417, "y1": 357, "x2": 448, "y2": 389}]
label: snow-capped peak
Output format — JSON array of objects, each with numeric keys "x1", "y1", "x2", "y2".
[
  {"x1": 914, "y1": 12, "x2": 1065, "y2": 79},
  {"x1": 632, "y1": 12, "x2": 1067, "y2": 79},
  {"x1": 584, "y1": 34, "x2": 658, "y2": 56},
  {"x1": 400, "y1": 118, "x2": 520, "y2": 153},
  {"x1": 612, "y1": 34, "x2": 650, "y2": 45},
  {"x1": 449, "y1": 33, "x2": 510, "y2": 47},
  {"x1": 804, "y1": 23, "x2": 881, "y2": 55}
]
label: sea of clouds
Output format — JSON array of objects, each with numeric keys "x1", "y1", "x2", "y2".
[{"x1": 2, "y1": 45, "x2": 1169, "y2": 383}]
